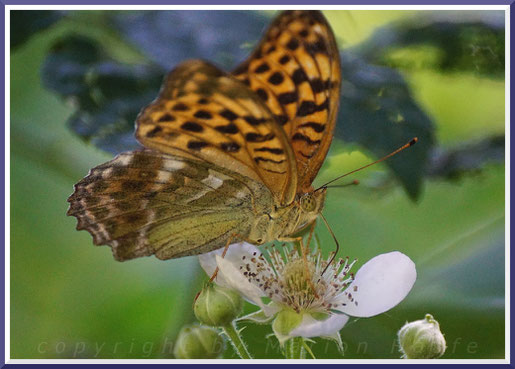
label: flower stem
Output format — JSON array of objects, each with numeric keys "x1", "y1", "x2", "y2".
[
  {"x1": 222, "y1": 322, "x2": 252, "y2": 359},
  {"x1": 302, "y1": 340, "x2": 316, "y2": 359},
  {"x1": 284, "y1": 337, "x2": 306, "y2": 359}
]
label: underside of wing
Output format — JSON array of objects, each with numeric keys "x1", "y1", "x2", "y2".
[
  {"x1": 136, "y1": 60, "x2": 297, "y2": 205},
  {"x1": 67, "y1": 150, "x2": 273, "y2": 261},
  {"x1": 232, "y1": 10, "x2": 342, "y2": 192}
]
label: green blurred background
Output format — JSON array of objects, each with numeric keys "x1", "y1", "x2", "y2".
[{"x1": 11, "y1": 10, "x2": 505, "y2": 359}]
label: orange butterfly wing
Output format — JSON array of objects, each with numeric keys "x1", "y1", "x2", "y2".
[
  {"x1": 135, "y1": 60, "x2": 298, "y2": 205},
  {"x1": 232, "y1": 10, "x2": 341, "y2": 192}
]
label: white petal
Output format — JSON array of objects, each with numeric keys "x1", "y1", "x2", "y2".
[
  {"x1": 289, "y1": 313, "x2": 349, "y2": 338},
  {"x1": 214, "y1": 254, "x2": 280, "y2": 315},
  {"x1": 198, "y1": 242, "x2": 262, "y2": 289},
  {"x1": 237, "y1": 308, "x2": 276, "y2": 324},
  {"x1": 335, "y1": 251, "x2": 416, "y2": 317}
]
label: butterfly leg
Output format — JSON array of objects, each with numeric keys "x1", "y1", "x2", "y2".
[{"x1": 208, "y1": 233, "x2": 256, "y2": 283}]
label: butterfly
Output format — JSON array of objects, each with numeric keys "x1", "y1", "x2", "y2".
[{"x1": 67, "y1": 10, "x2": 341, "y2": 261}]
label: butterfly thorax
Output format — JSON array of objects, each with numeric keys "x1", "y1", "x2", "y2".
[{"x1": 249, "y1": 188, "x2": 327, "y2": 244}]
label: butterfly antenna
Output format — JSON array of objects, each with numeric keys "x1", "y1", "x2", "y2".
[
  {"x1": 319, "y1": 212, "x2": 339, "y2": 276},
  {"x1": 325, "y1": 179, "x2": 360, "y2": 189},
  {"x1": 315, "y1": 137, "x2": 418, "y2": 191}
]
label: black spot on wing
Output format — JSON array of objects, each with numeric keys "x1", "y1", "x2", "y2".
[
  {"x1": 310, "y1": 78, "x2": 330, "y2": 93},
  {"x1": 306, "y1": 37, "x2": 328, "y2": 55},
  {"x1": 256, "y1": 88, "x2": 268, "y2": 101},
  {"x1": 279, "y1": 55, "x2": 290, "y2": 65},
  {"x1": 263, "y1": 168, "x2": 286, "y2": 174},
  {"x1": 172, "y1": 102, "x2": 189, "y2": 111},
  {"x1": 245, "y1": 132, "x2": 275, "y2": 142},
  {"x1": 292, "y1": 133, "x2": 321, "y2": 145},
  {"x1": 299, "y1": 151, "x2": 315, "y2": 159},
  {"x1": 158, "y1": 113, "x2": 175, "y2": 122},
  {"x1": 278, "y1": 91, "x2": 298, "y2": 105},
  {"x1": 214, "y1": 123, "x2": 239, "y2": 134},
  {"x1": 254, "y1": 62, "x2": 270, "y2": 74},
  {"x1": 274, "y1": 114, "x2": 288, "y2": 126},
  {"x1": 299, "y1": 28, "x2": 309, "y2": 38},
  {"x1": 220, "y1": 109, "x2": 238, "y2": 121},
  {"x1": 286, "y1": 38, "x2": 300, "y2": 51},
  {"x1": 181, "y1": 121, "x2": 204, "y2": 132},
  {"x1": 266, "y1": 45, "x2": 276, "y2": 54},
  {"x1": 243, "y1": 116, "x2": 267, "y2": 126},
  {"x1": 187, "y1": 141, "x2": 209, "y2": 151},
  {"x1": 254, "y1": 147, "x2": 284, "y2": 155},
  {"x1": 268, "y1": 72, "x2": 284, "y2": 85},
  {"x1": 146, "y1": 126, "x2": 163, "y2": 138},
  {"x1": 194, "y1": 110, "x2": 212, "y2": 119},
  {"x1": 296, "y1": 99, "x2": 329, "y2": 117},
  {"x1": 292, "y1": 68, "x2": 308, "y2": 85},
  {"x1": 298, "y1": 122, "x2": 325, "y2": 133}
]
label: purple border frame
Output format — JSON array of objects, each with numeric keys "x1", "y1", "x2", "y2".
[
  {"x1": 2, "y1": 1, "x2": 513, "y2": 367},
  {"x1": 0, "y1": 0, "x2": 514, "y2": 4},
  {"x1": 1, "y1": 3, "x2": 4, "y2": 369},
  {"x1": 1, "y1": 0, "x2": 514, "y2": 4}
]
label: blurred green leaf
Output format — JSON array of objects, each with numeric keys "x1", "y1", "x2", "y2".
[
  {"x1": 11, "y1": 10, "x2": 65, "y2": 50},
  {"x1": 356, "y1": 11, "x2": 505, "y2": 78}
]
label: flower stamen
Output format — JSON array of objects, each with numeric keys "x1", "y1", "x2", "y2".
[{"x1": 240, "y1": 244, "x2": 356, "y2": 314}]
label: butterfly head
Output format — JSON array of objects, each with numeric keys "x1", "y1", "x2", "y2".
[{"x1": 299, "y1": 188, "x2": 327, "y2": 215}]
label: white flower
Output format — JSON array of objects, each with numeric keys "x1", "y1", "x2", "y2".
[{"x1": 199, "y1": 242, "x2": 416, "y2": 346}]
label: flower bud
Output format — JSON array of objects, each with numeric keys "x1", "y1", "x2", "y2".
[
  {"x1": 271, "y1": 309, "x2": 303, "y2": 345},
  {"x1": 398, "y1": 314, "x2": 446, "y2": 359},
  {"x1": 194, "y1": 283, "x2": 243, "y2": 327},
  {"x1": 173, "y1": 324, "x2": 225, "y2": 359}
]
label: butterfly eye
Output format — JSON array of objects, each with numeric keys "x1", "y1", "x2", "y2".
[{"x1": 300, "y1": 194, "x2": 316, "y2": 212}]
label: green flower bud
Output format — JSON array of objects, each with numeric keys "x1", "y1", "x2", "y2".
[
  {"x1": 398, "y1": 314, "x2": 446, "y2": 359},
  {"x1": 272, "y1": 309, "x2": 303, "y2": 345},
  {"x1": 194, "y1": 283, "x2": 243, "y2": 327},
  {"x1": 173, "y1": 324, "x2": 224, "y2": 359}
]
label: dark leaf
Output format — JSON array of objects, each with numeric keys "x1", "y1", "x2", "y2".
[
  {"x1": 41, "y1": 35, "x2": 164, "y2": 153},
  {"x1": 356, "y1": 11, "x2": 505, "y2": 78},
  {"x1": 427, "y1": 134, "x2": 504, "y2": 180},
  {"x1": 337, "y1": 52, "x2": 436, "y2": 199},
  {"x1": 11, "y1": 10, "x2": 65, "y2": 50},
  {"x1": 111, "y1": 10, "x2": 269, "y2": 70}
]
